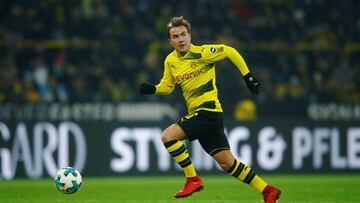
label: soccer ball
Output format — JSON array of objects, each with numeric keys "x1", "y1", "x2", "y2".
[{"x1": 54, "y1": 167, "x2": 82, "y2": 194}]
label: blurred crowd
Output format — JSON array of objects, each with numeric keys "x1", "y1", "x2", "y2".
[{"x1": 0, "y1": 0, "x2": 359, "y2": 117}]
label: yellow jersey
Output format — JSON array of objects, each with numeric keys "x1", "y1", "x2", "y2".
[{"x1": 155, "y1": 44, "x2": 250, "y2": 114}]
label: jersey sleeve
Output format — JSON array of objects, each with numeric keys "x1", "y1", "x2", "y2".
[
  {"x1": 155, "y1": 60, "x2": 176, "y2": 95},
  {"x1": 202, "y1": 44, "x2": 250, "y2": 76},
  {"x1": 201, "y1": 44, "x2": 228, "y2": 62}
]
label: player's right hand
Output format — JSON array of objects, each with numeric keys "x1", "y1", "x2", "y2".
[
  {"x1": 243, "y1": 73, "x2": 260, "y2": 95},
  {"x1": 139, "y1": 83, "x2": 156, "y2": 95}
]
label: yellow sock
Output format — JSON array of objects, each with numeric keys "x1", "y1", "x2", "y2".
[
  {"x1": 164, "y1": 140, "x2": 197, "y2": 178},
  {"x1": 227, "y1": 159, "x2": 267, "y2": 192}
]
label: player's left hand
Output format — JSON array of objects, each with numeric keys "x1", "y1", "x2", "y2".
[
  {"x1": 243, "y1": 73, "x2": 260, "y2": 95},
  {"x1": 139, "y1": 83, "x2": 156, "y2": 95}
]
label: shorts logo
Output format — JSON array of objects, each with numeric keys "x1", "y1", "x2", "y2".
[{"x1": 210, "y1": 47, "x2": 217, "y2": 54}]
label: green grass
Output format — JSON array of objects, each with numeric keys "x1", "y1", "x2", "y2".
[{"x1": 1, "y1": 175, "x2": 360, "y2": 203}]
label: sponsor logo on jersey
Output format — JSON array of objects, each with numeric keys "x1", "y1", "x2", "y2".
[{"x1": 175, "y1": 68, "x2": 205, "y2": 82}]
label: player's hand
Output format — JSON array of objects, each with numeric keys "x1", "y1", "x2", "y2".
[
  {"x1": 243, "y1": 73, "x2": 260, "y2": 95},
  {"x1": 139, "y1": 83, "x2": 156, "y2": 95}
]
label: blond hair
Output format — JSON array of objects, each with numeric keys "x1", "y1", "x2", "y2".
[{"x1": 167, "y1": 16, "x2": 191, "y2": 38}]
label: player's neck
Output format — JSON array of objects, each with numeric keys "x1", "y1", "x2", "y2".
[
  {"x1": 175, "y1": 44, "x2": 192, "y2": 57},
  {"x1": 176, "y1": 51, "x2": 187, "y2": 57}
]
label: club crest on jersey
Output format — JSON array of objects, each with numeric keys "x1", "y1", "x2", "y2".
[
  {"x1": 190, "y1": 62, "x2": 197, "y2": 69},
  {"x1": 210, "y1": 47, "x2": 217, "y2": 54}
]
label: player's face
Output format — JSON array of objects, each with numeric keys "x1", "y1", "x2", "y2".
[{"x1": 168, "y1": 25, "x2": 191, "y2": 57}]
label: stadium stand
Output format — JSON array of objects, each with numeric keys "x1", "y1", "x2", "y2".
[{"x1": 0, "y1": 0, "x2": 359, "y2": 118}]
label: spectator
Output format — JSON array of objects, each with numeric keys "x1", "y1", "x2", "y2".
[{"x1": 0, "y1": 0, "x2": 358, "y2": 118}]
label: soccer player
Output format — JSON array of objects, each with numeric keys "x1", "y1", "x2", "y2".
[{"x1": 139, "y1": 16, "x2": 281, "y2": 203}]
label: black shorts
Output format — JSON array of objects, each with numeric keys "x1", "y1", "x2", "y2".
[{"x1": 176, "y1": 110, "x2": 230, "y2": 156}]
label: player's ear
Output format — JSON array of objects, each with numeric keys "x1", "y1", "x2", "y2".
[{"x1": 168, "y1": 38, "x2": 174, "y2": 46}]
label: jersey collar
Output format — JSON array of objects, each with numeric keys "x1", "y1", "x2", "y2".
[{"x1": 177, "y1": 44, "x2": 202, "y2": 60}]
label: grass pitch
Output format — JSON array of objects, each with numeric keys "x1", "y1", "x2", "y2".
[{"x1": 0, "y1": 175, "x2": 359, "y2": 203}]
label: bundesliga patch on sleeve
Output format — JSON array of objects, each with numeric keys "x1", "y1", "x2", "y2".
[{"x1": 210, "y1": 47, "x2": 217, "y2": 54}]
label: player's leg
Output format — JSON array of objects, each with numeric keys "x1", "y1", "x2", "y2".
[
  {"x1": 197, "y1": 113, "x2": 281, "y2": 203},
  {"x1": 161, "y1": 123, "x2": 203, "y2": 198},
  {"x1": 212, "y1": 150, "x2": 267, "y2": 192},
  {"x1": 161, "y1": 124, "x2": 197, "y2": 178},
  {"x1": 212, "y1": 150, "x2": 281, "y2": 203}
]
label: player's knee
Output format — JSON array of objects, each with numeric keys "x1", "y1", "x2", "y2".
[
  {"x1": 218, "y1": 161, "x2": 233, "y2": 171},
  {"x1": 161, "y1": 133, "x2": 169, "y2": 143},
  {"x1": 161, "y1": 129, "x2": 172, "y2": 143},
  {"x1": 161, "y1": 124, "x2": 184, "y2": 143},
  {"x1": 212, "y1": 150, "x2": 235, "y2": 171},
  {"x1": 215, "y1": 158, "x2": 233, "y2": 171}
]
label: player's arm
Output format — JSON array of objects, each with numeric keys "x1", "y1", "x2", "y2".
[
  {"x1": 202, "y1": 44, "x2": 260, "y2": 95},
  {"x1": 139, "y1": 60, "x2": 175, "y2": 95},
  {"x1": 154, "y1": 61, "x2": 176, "y2": 95},
  {"x1": 225, "y1": 46, "x2": 260, "y2": 95}
]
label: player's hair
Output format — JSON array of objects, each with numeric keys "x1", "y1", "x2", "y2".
[{"x1": 167, "y1": 16, "x2": 191, "y2": 38}]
